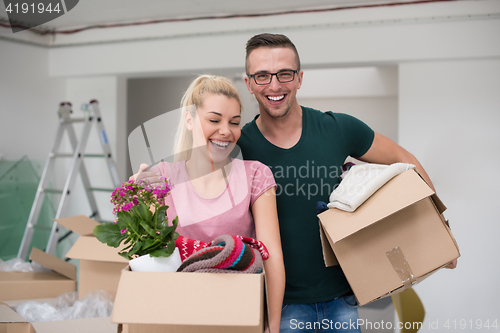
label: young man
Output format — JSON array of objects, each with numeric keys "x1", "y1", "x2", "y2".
[{"x1": 238, "y1": 33, "x2": 456, "y2": 333}]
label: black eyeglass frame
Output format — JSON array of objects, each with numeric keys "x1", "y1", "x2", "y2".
[{"x1": 247, "y1": 70, "x2": 299, "y2": 85}]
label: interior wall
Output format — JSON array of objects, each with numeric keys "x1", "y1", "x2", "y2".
[
  {"x1": 298, "y1": 97, "x2": 398, "y2": 142},
  {"x1": 0, "y1": 39, "x2": 66, "y2": 162},
  {"x1": 0, "y1": 40, "x2": 127, "y2": 240},
  {"x1": 62, "y1": 76, "x2": 127, "y2": 222},
  {"x1": 47, "y1": 2, "x2": 500, "y2": 77},
  {"x1": 297, "y1": 67, "x2": 398, "y2": 142},
  {"x1": 399, "y1": 58, "x2": 500, "y2": 331}
]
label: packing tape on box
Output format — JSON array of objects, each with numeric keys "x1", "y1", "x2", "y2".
[{"x1": 386, "y1": 247, "x2": 415, "y2": 289}]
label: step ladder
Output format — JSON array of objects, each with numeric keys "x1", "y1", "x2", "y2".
[{"x1": 17, "y1": 100, "x2": 120, "y2": 259}]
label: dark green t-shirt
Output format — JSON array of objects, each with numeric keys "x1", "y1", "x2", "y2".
[{"x1": 238, "y1": 106, "x2": 375, "y2": 304}]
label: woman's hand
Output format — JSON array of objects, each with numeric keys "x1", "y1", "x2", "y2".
[{"x1": 129, "y1": 163, "x2": 163, "y2": 187}]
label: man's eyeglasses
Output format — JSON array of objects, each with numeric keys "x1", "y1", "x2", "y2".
[{"x1": 247, "y1": 70, "x2": 298, "y2": 85}]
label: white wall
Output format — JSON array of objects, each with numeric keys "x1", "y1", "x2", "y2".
[
  {"x1": 299, "y1": 96, "x2": 398, "y2": 142},
  {"x1": 0, "y1": 39, "x2": 66, "y2": 162},
  {"x1": 298, "y1": 67, "x2": 398, "y2": 142},
  {"x1": 47, "y1": 2, "x2": 500, "y2": 77},
  {"x1": 399, "y1": 58, "x2": 500, "y2": 331},
  {"x1": 0, "y1": 38, "x2": 127, "y2": 222},
  {"x1": 0, "y1": 39, "x2": 127, "y2": 257},
  {"x1": 62, "y1": 76, "x2": 127, "y2": 221}
]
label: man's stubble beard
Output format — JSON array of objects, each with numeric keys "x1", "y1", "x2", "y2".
[{"x1": 261, "y1": 101, "x2": 292, "y2": 119}]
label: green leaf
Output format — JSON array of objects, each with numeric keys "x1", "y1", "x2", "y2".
[
  {"x1": 139, "y1": 220, "x2": 157, "y2": 238},
  {"x1": 118, "y1": 251, "x2": 130, "y2": 260},
  {"x1": 165, "y1": 239, "x2": 176, "y2": 253},
  {"x1": 130, "y1": 216, "x2": 140, "y2": 232},
  {"x1": 116, "y1": 210, "x2": 132, "y2": 229},
  {"x1": 128, "y1": 240, "x2": 143, "y2": 257},
  {"x1": 141, "y1": 238, "x2": 156, "y2": 251},
  {"x1": 159, "y1": 216, "x2": 178, "y2": 240},
  {"x1": 155, "y1": 205, "x2": 168, "y2": 228},
  {"x1": 119, "y1": 214, "x2": 139, "y2": 237},
  {"x1": 93, "y1": 223, "x2": 126, "y2": 248},
  {"x1": 133, "y1": 202, "x2": 153, "y2": 222},
  {"x1": 149, "y1": 245, "x2": 173, "y2": 258}
]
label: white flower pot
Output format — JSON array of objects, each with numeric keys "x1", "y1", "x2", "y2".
[{"x1": 129, "y1": 247, "x2": 182, "y2": 272}]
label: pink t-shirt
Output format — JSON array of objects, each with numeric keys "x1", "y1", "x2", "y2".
[{"x1": 149, "y1": 159, "x2": 276, "y2": 243}]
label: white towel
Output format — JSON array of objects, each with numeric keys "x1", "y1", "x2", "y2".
[{"x1": 327, "y1": 163, "x2": 415, "y2": 212}]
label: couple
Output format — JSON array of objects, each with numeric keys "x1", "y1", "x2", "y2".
[{"x1": 133, "y1": 33, "x2": 457, "y2": 333}]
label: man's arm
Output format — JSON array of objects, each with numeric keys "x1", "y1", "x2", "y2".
[
  {"x1": 358, "y1": 133, "x2": 435, "y2": 191},
  {"x1": 359, "y1": 132, "x2": 457, "y2": 269}
]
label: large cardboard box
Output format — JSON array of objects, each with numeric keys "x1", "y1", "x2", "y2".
[
  {"x1": 55, "y1": 215, "x2": 128, "y2": 299},
  {"x1": 0, "y1": 298, "x2": 116, "y2": 333},
  {"x1": 318, "y1": 169, "x2": 460, "y2": 305},
  {"x1": 0, "y1": 248, "x2": 76, "y2": 302},
  {"x1": 112, "y1": 267, "x2": 265, "y2": 333}
]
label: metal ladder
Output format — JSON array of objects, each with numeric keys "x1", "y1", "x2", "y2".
[{"x1": 17, "y1": 100, "x2": 120, "y2": 259}]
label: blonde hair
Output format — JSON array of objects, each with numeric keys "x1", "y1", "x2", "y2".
[{"x1": 173, "y1": 75, "x2": 243, "y2": 162}]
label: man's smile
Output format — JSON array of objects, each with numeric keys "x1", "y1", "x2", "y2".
[{"x1": 267, "y1": 94, "x2": 285, "y2": 101}]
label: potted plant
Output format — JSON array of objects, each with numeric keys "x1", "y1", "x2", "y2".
[{"x1": 93, "y1": 177, "x2": 181, "y2": 272}]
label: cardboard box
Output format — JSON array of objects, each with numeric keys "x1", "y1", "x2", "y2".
[
  {"x1": 55, "y1": 215, "x2": 128, "y2": 299},
  {"x1": 112, "y1": 267, "x2": 265, "y2": 333},
  {"x1": 318, "y1": 169, "x2": 460, "y2": 306},
  {"x1": 0, "y1": 298, "x2": 116, "y2": 333},
  {"x1": 0, "y1": 248, "x2": 76, "y2": 302}
]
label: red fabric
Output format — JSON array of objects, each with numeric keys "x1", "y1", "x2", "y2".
[
  {"x1": 237, "y1": 235, "x2": 269, "y2": 260},
  {"x1": 175, "y1": 234, "x2": 269, "y2": 262},
  {"x1": 175, "y1": 235, "x2": 209, "y2": 262}
]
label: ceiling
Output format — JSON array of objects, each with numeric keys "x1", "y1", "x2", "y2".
[{"x1": 1, "y1": 0, "x2": 426, "y2": 32}]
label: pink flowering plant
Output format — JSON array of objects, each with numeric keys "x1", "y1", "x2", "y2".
[{"x1": 93, "y1": 177, "x2": 179, "y2": 260}]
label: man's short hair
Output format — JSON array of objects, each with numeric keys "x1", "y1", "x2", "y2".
[{"x1": 245, "y1": 33, "x2": 301, "y2": 74}]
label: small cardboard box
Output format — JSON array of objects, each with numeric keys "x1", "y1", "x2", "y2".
[
  {"x1": 0, "y1": 298, "x2": 117, "y2": 333},
  {"x1": 318, "y1": 169, "x2": 460, "y2": 306},
  {"x1": 55, "y1": 215, "x2": 128, "y2": 299},
  {"x1": 112, "y1": 267, "x2": 265, "y2": 333},
  {"x1": 0, "y1": 248, "x2": 76, "y2": 302}
]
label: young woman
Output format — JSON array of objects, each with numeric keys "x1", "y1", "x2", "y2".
[{"x1": 132, "y1": 75, "x2": 285, "y2": 333}]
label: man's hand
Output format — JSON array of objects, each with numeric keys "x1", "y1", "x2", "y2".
[
  {"x1": 444, "y1": 259, "x2": 457, "y2": 269},
  {"x1": 441, "y1": 219, "x2": 457, "y2": 269},
  {"x1": 129, "y1": 163, "x2": 163, "y2": 187}
]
